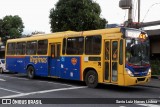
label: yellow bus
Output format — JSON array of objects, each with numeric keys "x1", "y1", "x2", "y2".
[{"x1": 5, "y1": 27, "x2": 151, "y2": 88}]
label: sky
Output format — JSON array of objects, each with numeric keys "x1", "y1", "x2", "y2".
[{"x1": 0, "y1": 0, "x2": 160, "y2": 34}]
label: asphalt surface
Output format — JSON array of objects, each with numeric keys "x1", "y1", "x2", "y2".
[{"x1": 0, "y1": 73, "x2": 160, "y2": 107}]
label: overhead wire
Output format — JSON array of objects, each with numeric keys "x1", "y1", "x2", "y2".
[{"x1": 141, "y1": 3, "x2": 160, "y2": 22}]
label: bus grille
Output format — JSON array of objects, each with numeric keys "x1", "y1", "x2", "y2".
[
  {"x1": 133, "y1": 67, "x2": 148, "y2": 72},
  {"x1": 137, "y1": 78, "x2": 145, "y2": 82}
]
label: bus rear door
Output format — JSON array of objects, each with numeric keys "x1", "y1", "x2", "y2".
[
  {"x1": 104, "y1": 40, "x2": 119, "y2": 84},
  {"x1": 49, "y1": 43, "x2": 61, "y2": 77}
]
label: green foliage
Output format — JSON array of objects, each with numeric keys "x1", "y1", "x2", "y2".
[
  {"x1": 49, "y1": 0, "x2": 107, "y2": 32},
  {"x1": 150, "y1": 60, "x2": 160, "y2": 75},
  {"x1": 0, "y1": 15, "x2": 24, "y2": 39}
]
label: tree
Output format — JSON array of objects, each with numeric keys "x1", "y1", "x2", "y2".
[
  {"x1": 0, "y1": 15, "x2": 24, "y2": 39},
  {"x1": 49, "y1": 0, "x2": 107, "y2": 32}
]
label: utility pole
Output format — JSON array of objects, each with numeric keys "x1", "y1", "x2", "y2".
[
  {"x1": 119, "y1": 0, "x2": 133, "y2": 27},
  {"x1": 138, "y1": 0, "x2": 141, "y2": 23},
  {"x1": 128, "y1": 5, "x2": 133, "y2": 24}
]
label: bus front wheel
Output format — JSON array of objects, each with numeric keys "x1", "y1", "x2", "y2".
[
  {"x1": 85, "y1": 70, "x2": 98, "y2": 88},
  {"x1": 27, "y1": 66, "x2": 35, "y2": 79}
]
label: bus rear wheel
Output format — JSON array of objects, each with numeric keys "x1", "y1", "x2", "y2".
[
  {"x1": 85, "y1": 70, "x2": 98, "y2": 88},
  {"x1": 27, "y1": 66, "x2": 35, "y2": 79}
]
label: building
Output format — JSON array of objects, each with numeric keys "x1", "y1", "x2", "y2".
[{"x1": 146, "y1": 29, "x2": 160, "y2": 60}]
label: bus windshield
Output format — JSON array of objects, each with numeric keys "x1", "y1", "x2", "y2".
[{"x1": 126, "y1": 38, "x2": 150, "y2": 66}]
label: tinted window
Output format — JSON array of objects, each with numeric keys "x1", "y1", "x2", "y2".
[
  {"x1": 66, "y1": 37, "x2": 84, "y2": 55},
  {"x1": 57, "y1": 44, "x2": 61, "y2": 58},
  {"x1": 105, "y1": 41, "x2": 110, "y2": 60},
  {"x1": 62, "y1": 38, "x2": 66, "y2": 55},
  {"x1": 85, "y1": 35, "x2": 101, "y2": 55},
  {"x1": 16, "y1": 42, "x2": 26, "y2": 55},
  {"x1": 26, "y1": 41, "x2": 37, "y2": 55},
  {"x1": 112, "y1": 41, "x2": 118, "y2": 60},
  {"x1": 7, "y1": 43, "x2": 15, "y2": 55},
  {"x1": 119, "y1": 39, "x2": 123, "y2": 65},
  {"x1": 37, "y1": 40, "x2": 48, "y2": 55}
]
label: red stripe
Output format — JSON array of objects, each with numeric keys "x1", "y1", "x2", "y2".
[
  {"x1": 6, "y1": 56, "x2": 26, "y2": 58},
  {"x1": 126, "y1": 62, "x2": 150, "y2": 68}
]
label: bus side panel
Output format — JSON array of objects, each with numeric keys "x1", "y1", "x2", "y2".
[
  {"x1": 25, "y1": 56, "x2": 49, "y2": 77},
  {"x1": 15, "y1": 57, "x2": 26, "y2": 73},
  {"x1": 60, "y1": 56, "x2": 81, "y2": 81},
  {"x1": 6, "y1": 57, "x2": 17, "y2": 72},
  {"x1": 6, "y1": 56, "x2": 26, "y2": 73}
]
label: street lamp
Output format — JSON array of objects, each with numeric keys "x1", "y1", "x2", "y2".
[{"x1": 119, "y1": 0, "x2": 133, "y2": 27}]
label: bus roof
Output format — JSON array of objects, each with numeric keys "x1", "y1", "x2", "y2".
[{"x1": 7, "y1": 28, "x2": 122, "y2": 43}]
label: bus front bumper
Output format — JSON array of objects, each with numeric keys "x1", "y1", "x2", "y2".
[{"x1": 124, "y1": 74, "x2": 151, "y2": 86}]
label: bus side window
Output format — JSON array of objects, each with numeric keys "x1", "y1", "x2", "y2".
[
  {"x1": 119, "y1": 39, "x2": 123, "y2": 65},
  {"x1": 62, "y1": 38, "x2": 66, "y2": 55},
  {"x1": 7, "y1": 43, "x2": 15, "y2": 55},
  {"x1": 51, "y1": 45, "x2": 55, "y2": 58},
  {"x1": 112, "y1": 41, "x2": 118, "y2": 60}
]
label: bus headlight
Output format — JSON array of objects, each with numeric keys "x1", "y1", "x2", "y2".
[
  {"x1": 147, "y1": 68, "x2": 151, "y2": 75},
  {"x1": 126, "y1": 68, "x2": 134, "y2": 77}
]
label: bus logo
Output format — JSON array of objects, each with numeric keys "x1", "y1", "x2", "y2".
[
  {"x1": 30, "y1": 56, "x2": 47, "y2": 64},
  {"x1": 71, "y1": 58, "x2": 77, "y2": 65}
]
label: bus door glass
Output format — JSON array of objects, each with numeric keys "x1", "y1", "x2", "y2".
[
  {"x1": 49, "y1": 43, "x2": 61, "y2": 77},
  {"x1": 104, "y1": 40, "x2": 118, "y2": 83}
]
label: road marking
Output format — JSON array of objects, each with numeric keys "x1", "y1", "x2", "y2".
[
  {"x1": 137, "y1": 104, "x2": 160, "y2": 107},
  {"x1": 0, "y1": 75, "x2": 29, "y2": 80},
  {"x1": 0, "y1": 87, "x2": 22, "y2": 94},
  {"x1": 0, "y1": 75, "x2": 74, "y2": 87},
  {"x1": 37, "y1": 80, "x2": 74, "y2": 87},
  {"x1": 0, "y1": 86, "x2": 87, "y2": 98},
  {"x1": 0, "y1": 78, "x2": 6, "y2": 81}
]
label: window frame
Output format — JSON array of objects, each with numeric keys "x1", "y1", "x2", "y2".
[
  {"x1": 16, "y1": 42, "x2": 26, "y2": 55},
  {"x1": 37, "y1": 39, "x2": 48, "y2": 55},
  {"x1": 7, "y1": 43, "x2": 16, "y2": 55},
  {"x1": 26, "y1": 40, "x2": 37, "y2": 55},
  {"x1": 66, "y1": 36, "x2": 84, "y2": 55},
  {"x1": 85, "y1": 35, "x2": 102, "y2": 55}
]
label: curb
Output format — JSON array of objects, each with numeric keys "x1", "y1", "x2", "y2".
[
  {"x1": 151, "y1": 75, "x2": 160, "y2": 80},
  {"x1": 139, "y1": 85, "x2": 160, "y2": 89}
]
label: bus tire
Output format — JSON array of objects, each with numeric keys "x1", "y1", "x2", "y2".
[
  {"x1": 85, "y1": 70, "x2": 98, "y2": 88},
  {"x1": 0, "y1": 68, "x2": 3, "y2": 74},
  {"x1": 27, "y1": 66, "x2": 35, "y2": 79}
]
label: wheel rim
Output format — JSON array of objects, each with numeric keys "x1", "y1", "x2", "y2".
[
  {"x1": 88, "y1": 75, "x2": 95, "y2": 84},
  {"x1": 28, "y1": 68, "x2": 33, "y2": 77}
]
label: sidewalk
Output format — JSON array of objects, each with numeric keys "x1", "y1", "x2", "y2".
[
  {"x1": 151, "y1": 75, "x2": 160, "y2": 80},
  {"x1": 143, "y1": 76, "x2": 160, "y2": 88}
]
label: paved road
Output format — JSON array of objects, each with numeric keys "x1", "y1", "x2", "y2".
[{"x1": 0, "y1": 73, "x2": 160, "y2": 107}]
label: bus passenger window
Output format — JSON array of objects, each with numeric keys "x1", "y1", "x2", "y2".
[
  {"x1": 26, "y1": 41, "x2": 37, "y2": 55},
  {"x1": 62, "y1": 38, "x2": 66, "y2": 55},
  {"x1": 37, "y1": 40, "x2": 48, "y2": 55},
  {"x1": 85, "y1": 35, "x2": 101, "y2": 55},
  {"x1": 16, "y1": 42, "x2": 26, "y2": 55},
  {"x1": 7, "y1": 43, "x2": 15, "y2": 55},
  {"x1": 66, "y1": 37, "x2": 84, "y2": 55}
]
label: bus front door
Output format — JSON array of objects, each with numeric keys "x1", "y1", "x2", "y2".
[
  {"x1": 49, "y1": 43, "x2": 61, "y2": 77},
  {"x1": 104, "y1": 40, "x2": 118, "y2": 84}
]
